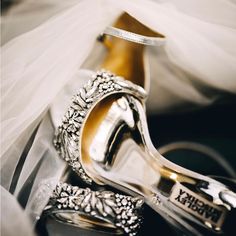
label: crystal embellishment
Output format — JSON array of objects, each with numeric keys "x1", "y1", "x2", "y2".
[{"x1": 54, "y1": 70, "x2": 146, "y2": 184}]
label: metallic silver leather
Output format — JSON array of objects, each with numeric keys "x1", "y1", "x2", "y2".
[
  {"x1": 77, "y1": 83, "x2": 236, "y2": 235},
  {"x1": 102, "y1": 26, "x2": 166, "y2": 46}
]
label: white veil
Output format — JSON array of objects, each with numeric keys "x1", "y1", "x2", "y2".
[{"x1": 1, "y1": 0, "x2": 236, "y2": 235}]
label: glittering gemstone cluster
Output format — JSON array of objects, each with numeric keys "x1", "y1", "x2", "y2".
[
  {"x1": 53, "y1": 70, "x2": 145, "y2": 184},
  {"x1": 48, "y1": 183, "x2": 143, "y2": 236}
]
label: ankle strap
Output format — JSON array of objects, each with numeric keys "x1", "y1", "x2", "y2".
[{"x1": 101, "y1": 26, "x2": 165, "y2": 46}]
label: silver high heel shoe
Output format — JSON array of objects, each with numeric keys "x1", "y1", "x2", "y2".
[
  {"x1": 54, "y1": 69, "x2": 236, "y2": 235},
  {"x1": 53, "y1": 13, "x2": 236, "y2": 236}
]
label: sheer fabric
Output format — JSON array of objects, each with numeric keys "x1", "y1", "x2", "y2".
[
  {"x1": 1, "y1": 0, "x2": 236, "y2": 235},
  {"x1": 1, "y1": 186, "x2": 35, "y2": 236}
]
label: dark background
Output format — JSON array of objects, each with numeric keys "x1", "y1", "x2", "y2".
[{"x1": 148, "y1": 102, "x2": 236, "y2": 176}]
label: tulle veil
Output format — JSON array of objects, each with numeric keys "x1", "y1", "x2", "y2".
[{"x1": 1, "y1": 0, "x2": 236, "y2": 235}]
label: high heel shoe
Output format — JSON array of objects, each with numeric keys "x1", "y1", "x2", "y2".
[
  {"x1": 54, "y1": 69, "x2": 236, "y2": 235},
  {"x1": 54, "y1": 13, "x2": 236, "y2": 235}
]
